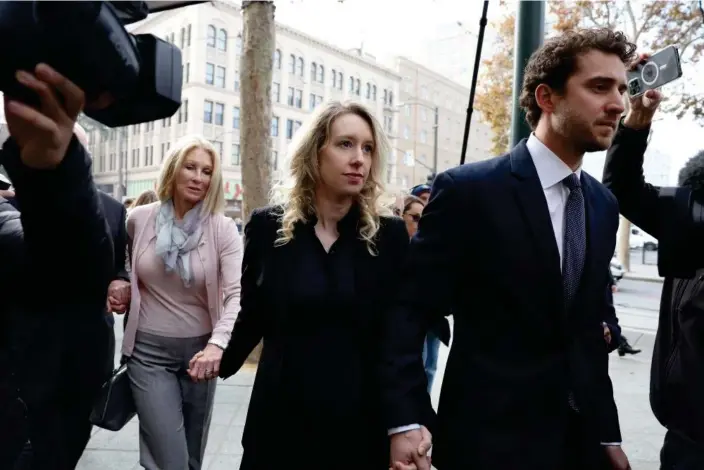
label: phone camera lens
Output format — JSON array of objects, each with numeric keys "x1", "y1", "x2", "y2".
[{"x1": 628, "y1": 78, "x2": 641, "y2": 95}]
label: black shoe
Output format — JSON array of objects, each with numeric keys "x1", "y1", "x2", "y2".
[{"x1": 618, "y1": 342, "x2": 641, "y2": 357}]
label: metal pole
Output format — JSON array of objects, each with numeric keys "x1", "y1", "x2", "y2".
[
  {"x1": 459, "y1": 0, "x2": 489, "y2": 165},
  {"x1": 509, "y1": 0, "x2": 545, "y2": 148},
  {"x1": 432, "y1": 106, "x2": 439, "y2": 177}
]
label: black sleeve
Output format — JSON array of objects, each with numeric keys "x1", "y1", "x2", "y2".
[
  {"x1": 601, "y1": 269, "x2": 621, "y2": 354},
  {"x1": 113, "y1": 205, "x2": 130, "y2": 282},
  {"x1": 380, "y1": 171, "x2": 464, "y2": 431},
  {"x1": 219, "y1": 208, "x2": 270, "y2": 378},
  {"x1": 2, "y1": 136, "x2": 114, "y2": 308},
  {"x1": 603, "y1": 122, "x2": 703, "y2": 278}
]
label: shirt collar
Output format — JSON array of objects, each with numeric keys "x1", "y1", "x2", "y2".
[{"x1": 526, "y1": 133, "x2": 582, "y2": 190}]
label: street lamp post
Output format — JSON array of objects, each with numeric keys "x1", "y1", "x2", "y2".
[{"x1": 397, "y1": 101, "x2": 439, "y2": 180}]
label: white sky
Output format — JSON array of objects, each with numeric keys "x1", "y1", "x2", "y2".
[{"x1": 275, "y1": 0, "x2": 702, "y2": 184}]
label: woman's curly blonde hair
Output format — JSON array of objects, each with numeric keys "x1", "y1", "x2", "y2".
[{"x1": 270, "y1": 101, "x2": 392, "y2": 255}]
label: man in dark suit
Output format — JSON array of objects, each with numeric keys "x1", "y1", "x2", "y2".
[{"x1": 382, "y1": 29, "x2": 635, "y2": 470}]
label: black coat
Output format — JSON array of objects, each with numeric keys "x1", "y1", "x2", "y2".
[
  {"x1": 0, "y1": 136, "x2": 114, "y2": 467},
  {"x1": 220, "y1": 205, "x2": 409, "y2": 470}
]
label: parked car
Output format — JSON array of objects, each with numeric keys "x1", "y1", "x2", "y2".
[
  {"x1": 629, "y1": 226, "x2": 658, "y2": 251},
  {"x1": 610, "y1": 256, "x2": 624, "y2": 281}
]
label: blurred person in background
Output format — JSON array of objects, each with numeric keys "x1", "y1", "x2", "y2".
[
  {"x1": 119, "y1": 136, "x2": 242, "y2": 470},
  {"x1": 131, "y1": 189, "x2": 158, "y2": 209},
  {"x1": 0, "y1": 64, "x2": 114, "y2": 469},
  {"x1": 217, "y1": 101, "x2": 409, "y2": 470},
  {"x1": 402, "y1": 195, "x2": 451, "y2": 393}
]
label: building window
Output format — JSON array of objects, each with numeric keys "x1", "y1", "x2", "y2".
[
  {"x1": 317, "y1": 65, "x2": 324, "y2": 83},
  {"x1": 205, "y1": 63, "x2": 214, "y2": 85},
  {"x1": 271, "y1": 150, "x2": 279, "y2": 170},
  {"x1": 180, "y1": 27, "x2": 186, "y2": 48},
  {"x1": 294, "y1": 89, "x2": 302, "y2": 108},
  {"x1": 287, "y1": 87, "x2": 294, "y2": 106},
  {"x1": 271, "y1": 116, "x2": 279, "y2": 137},
  {"x1": 286, "y1": 119, "x2": 294, "y2": 139},
  {"x1": 293, "y1": 120, "x2": 302, "y2": 133},
  {"x1": 272, "y1": 82, "x2": 280, "y2": 103},
  {"x1": 182, "y1": 99, "x2": 188, "y2": 122},
  {"x1": 372, "y1": 85, "x2": 377, "y2": 100},
  {"x1": 234, "y1": 78, "x2": 240, "y2": 93},
  {"x1": 420, "y1": 130, "x2": 427, "y2": 144},
  {"x1": 187, "y1": 24, "x2": 191, "y2": 46},
  {"x1": 161, "y1": 143, "x2": 166, "y2": 162},
  {"x1": 206, "y1": 25, "x2": 216, "y2": 47},
  {"x1": 332, "y1": 69, "x2": 337, "y2": 88},
  {"x1": 232, "y1": 106, "x2": 240, "y2": 129},
  {"x1": 297, "y1": 57, "x2": 304, "y2": 77},
  {"x1": 217, "y1": 28, "x2": 227, "y2": 51},
  {"x1": 366, "y1": 83, "x2": 371, "y2": 99},
  {"x1": 310, "y1": 62, "x2": 317, "y2": 82},
  {"x1": 211, "y1": 140, "x2": 223, "y2": 159},
  {"x1": 289, "y1": 54, "x2": 296, "y2": 74},
  {"x1": 231, "y1": 143, "x2": 240, "y2": 165},
  {"x1": 204, "y1": 100, "x2": 213, "y2": 123},
  {"x1": 349, "y1": 76, "x2": 354, "y2": 92},
  {"x1": 273, "y1": 49, "x2": 281, "y2": 69},
  {"x1": 185, "y1": 63, "x2": 190, "y2": 83},
  {"x1": 403, "y1": 125, "x2": 409, "y2": 139},
  {"x1": 214, "y1": 102, "x2": 224, "y2": 126},
  {"x1": 355, "y1": 79, "x2": 360, "y2": 96},
  {"x1": 337, "y1": 72, "x2": 343, "y2": 90},
  {"x1": 215, "y1": 66, "x2": 226, "y2": 88}
]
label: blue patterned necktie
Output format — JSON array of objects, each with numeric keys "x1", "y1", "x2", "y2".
[
  {"x1": 562, "y1": 173, "x2": 586, "y2": 307},
  {"x1": 562, "y1": 173, "x2": 585, "y2": 412}
]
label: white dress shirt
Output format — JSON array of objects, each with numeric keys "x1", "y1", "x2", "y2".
[{"x1": 390, "y1": 135, "x2": 620, "y2": 446}]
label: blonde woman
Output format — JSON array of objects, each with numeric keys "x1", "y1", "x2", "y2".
[
  {"x1": 217, "y1": 101, "x2": 409, "y2": 469},
  {"x1": 119, "y1": 135, "x2": 242, "y2": 470}
]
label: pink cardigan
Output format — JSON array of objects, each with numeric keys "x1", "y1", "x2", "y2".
[{"x1": 121, "y1": 202, "x2": 243, "y2": 356}]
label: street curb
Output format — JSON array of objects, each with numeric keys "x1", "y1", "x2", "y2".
[{"x1": 623, "y1": 273, "x2": 663, "y2": 284}]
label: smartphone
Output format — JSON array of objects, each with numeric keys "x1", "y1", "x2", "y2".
[{"x1": 627, "y1": 45, "x2": 683, "y2": 98}]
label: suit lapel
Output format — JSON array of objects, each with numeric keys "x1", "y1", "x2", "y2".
[{"x1": 509, "y1": 140, "x2": 563, "y2": 290}]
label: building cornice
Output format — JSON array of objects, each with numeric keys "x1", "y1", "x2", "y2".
[{"x1": 395, "y1": 56, "x2": 470, "y2": 94}]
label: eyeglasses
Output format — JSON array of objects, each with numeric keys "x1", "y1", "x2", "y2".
[{"x1": 405, "y1": 213, "x2": 421, "y2": 222}]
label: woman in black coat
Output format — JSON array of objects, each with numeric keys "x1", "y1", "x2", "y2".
[{"x1": 216, "y1": 101, "x2": 409, "y2": 470}]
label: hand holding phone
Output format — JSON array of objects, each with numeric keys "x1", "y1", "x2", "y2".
[{"x1": 627, "y1": 45, "x2": 683, "y2": 98}]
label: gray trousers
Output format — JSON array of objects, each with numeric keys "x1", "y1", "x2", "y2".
[{"x1": 127, "y1": 331, "x2": 217, "y2": 470}]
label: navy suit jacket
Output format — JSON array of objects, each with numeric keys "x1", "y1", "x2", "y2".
[{"x1": 381, "y1": 140, "x2": 622, "y2": 469}]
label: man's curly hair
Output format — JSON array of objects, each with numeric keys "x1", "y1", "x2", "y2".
[
  {"x1": 679, "y1": 150, "x2": 704, "y2": 195},
  {"x1": 519, "y1": 28, "x2": 637, "y2": 130}
]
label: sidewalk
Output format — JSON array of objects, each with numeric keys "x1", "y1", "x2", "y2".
[
  {"x1": 624, "y1": 263, "x2": 663, "y2": 283},
  {"x1": 78, "y1": 329, "x2": 664, "y2": 469}
]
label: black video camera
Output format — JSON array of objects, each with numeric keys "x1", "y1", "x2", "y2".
[{"x1": 0, "y1": 1, "x2": 182, "y2": 127}]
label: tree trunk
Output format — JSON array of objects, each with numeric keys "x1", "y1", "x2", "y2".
[
  {"x1": 240, "y1": 0, "x2": 275, "y2": 364},
  {"x1": 616, "y1": 97, "x2": 632, "y2": 272},
  {"x1": 616, "y1": 216, "x2": 631, "y2": 272}
]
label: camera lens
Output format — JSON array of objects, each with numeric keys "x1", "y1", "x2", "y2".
[
  {"x1": 628, "y1": 79, "x2": 641, "y2": 95},
  {"x1": 641, "y1": 62, "x2": 658, "y2": 85}
]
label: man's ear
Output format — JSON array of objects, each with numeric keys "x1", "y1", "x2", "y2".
[{"x1": 535, "y1": 83, "x2": 557, "y2": 115}]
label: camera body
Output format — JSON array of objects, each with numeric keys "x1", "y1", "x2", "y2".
[
  {"x1": 627, "y1": 45, "x2": 683, "y2": 98},
  {"x1": 0, "y1": 1, "x2": 182, "y2": 127}
]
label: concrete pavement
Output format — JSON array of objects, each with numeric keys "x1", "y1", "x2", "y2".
[{"x1": 78, "y1": 318, "x2": 665, "y2": 469}]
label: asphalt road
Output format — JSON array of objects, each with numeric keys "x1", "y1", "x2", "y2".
[{"x1": 613, "y1": 278, "x2": 662, "y2": 334}]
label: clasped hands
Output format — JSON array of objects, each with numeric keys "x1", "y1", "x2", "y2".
[
  {"x1": 107, "y1": 279, "x2": 130, "y2": 314},
  {"x1": 389, "y1": 426, "x2": 432, "y2": 470}
]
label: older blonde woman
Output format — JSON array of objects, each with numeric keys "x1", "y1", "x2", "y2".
[
  {"x1": 218, "y1": 101, "x2": 410, "y2": 470},
  {"x1": 119, "y1": 135, "x2": 242, "y2": 470}
]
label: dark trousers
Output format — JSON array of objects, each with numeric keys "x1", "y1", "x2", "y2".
[
  {"x1": 12, "y1": 399, "x2": 93, "y2": 470},
  {"x1": 564, "y1": 410, "x2": 612, "y2": 470},
  {"x1": 660, "y1": 430, "x2": 704, "y2": 470}
]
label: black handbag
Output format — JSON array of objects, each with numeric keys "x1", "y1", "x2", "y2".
[{"x1": 89, "y1": 362, "x2": 136, "y2": 431}]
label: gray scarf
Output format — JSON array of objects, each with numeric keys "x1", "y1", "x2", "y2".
[{"x1": 154, "y1": 200, "x2": 205, "y2": 287}]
